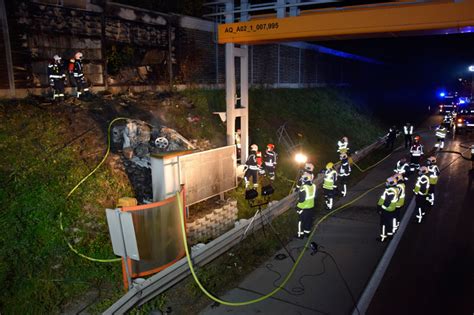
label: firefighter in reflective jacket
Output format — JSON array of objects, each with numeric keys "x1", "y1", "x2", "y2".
[
  {"x1": 337, "y1": 137, "x2": 349, "y2": 155},
  {"x1": 296, "y1": 162, "x2": 314, "y2": 190},
  {"x1": 426, "y1": 156, "x2": 440, "y2": 206},
  {"x1": 323, "y1": 162, "x2": 337, "y2": 210},
  {"x1": 414, "y1": 166, "x2": 430, "y2": 223},
  {"x1": 394, "y1": 173, "x2": 406, "y2": 230},
  {"x1": 377, "y1": 176, "x2": 399, "y2": 242},
  {"x1": 48, "y1": 54, "x2": 66, "y2": 100},
  {"x1": 264, "y1": 144, "x2": 277, "y2": 181},
  {"x1": 295, "y1": 172, "x2": 316, "y2": 239},
  {"x1": 394, "y1": 157, "x2": 410, "y2": 180},
  {"x1": 409, "y1": 135, "x2": 424, "y2": 172},
  {"x1": 434, "y1": 125, "x2": 447, "y2": 150},
  {"x1": 338, "y1": 153, "x2": 351, "y2": 197},
  {"x1": 403, "y1": 122, "x2": 414, "y2": 149},
  {"x1": 68, "y1": 52, "x2": 89, "y2": 98},
  {"x1": 244, "y1": 144, "x2": 259, "y2": 189}
]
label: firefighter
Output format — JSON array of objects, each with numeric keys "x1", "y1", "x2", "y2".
[
  {"x1": 47, "y1": 54, "x2": 66, "y2": 100},
  {"x1": 323, "y1": 162, "x2": 337, "y2": 210},
  {"x1": 296, "y1": 162, "x2": 315, "y2": 190},
  {"x1": 442, "y1": 114, "x2": 453, "y2": 129},
  {"x1": 377, "y1": 176, "x2": 399, "y2": 242},
  {"x1": 235, "y1": 129, "x2": 241, "y2": 163},
  {"x1": 434, "y1": 125, "x2": 447, "y2": 150},
  {"x1": 337, "y1": 137, "x2": 349, "y2": 155},
  {"x1": 295, "y1": 172, "x2": 316, "y2": 239},
  {"x1": 256, "y1": 150, "x2": 265, "y2": 175},
  {"x1": 394, "y1": 157, "x2": 410, "y2": 180},
  {"x1": 263, "y1": 144, "x2": 277, "y2": 181},
  {"x1": 385, "y1": 126, "x2": 398, "y2": 150},
  {"x1": 414, "y1": 166, "x2": 430, "y2": 223},
  {"x1": 338, "y1": 153, "x2": 351, "y2": 197},
  {"x1": 409, "y1": 135, "x2": 424, "y2": 172},
  {"x1": 394, "y1": 173, "x2": 406, "y2": 230},
  {"x1": 426, "y1": 156, "x2": 440, "y2": 206},
  {"x1": 68, "y1": 51, "x2": 89, "y2": 98},
  {"x1": 244, "y1": 144, "x2": 259, "y2": 189},
  {"x1": 403, "y1": 122, "x2": 413, "y2": 149}
]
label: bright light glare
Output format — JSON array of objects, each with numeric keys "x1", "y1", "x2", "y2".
[
  {"x1": 439, "y1": 92, "x2": 446, "y2": 97},
  {"x1": 469, "y1": 65, "x2": 474, "y2": 72},
  {"x1": 294, "y1": 153, "x2": 308, "y2": 164},
  {"x1": 459, "y1": 99, "x2": 466, "y2": 104}
]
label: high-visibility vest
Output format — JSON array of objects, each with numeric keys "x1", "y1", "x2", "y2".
[
  {"x1": 377, "y1": 187, "x2": 399, "y2": 212},
  {"x1": 404, "y1": 125, "x2": 413, "y2": 135},
  {"x1": 396, "y1": 183, "x2": 405, "y2": 208},
  {"x1": 414, "y1": 175, "x2": 430, "y2": 195},
  {"x1": 395, "y1": 161, "x2": 409, "y2": 174},
  {"x1": 428, "y1": 165, "x2": 440, "y2": 185},
  {"x1": 410, "y1": 144, "x2": 423, "y2": 157},
  {"x1": 323, "y1": 169, "x2": 337, "y2": 190},
  {"x1": 435, "y1": 127, "x2": 447, "y2": 139},
  {"x1": 297, "y1": 184, "x2": 316, "y2": 209}
]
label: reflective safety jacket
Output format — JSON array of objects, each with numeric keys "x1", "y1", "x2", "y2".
[
  {"x1": 428, "y1": 164, "x2": 440, "y2": 185},
  {"x1": 377, "y1": 186, "x2": 399, "y2": 212},
  {"x1": 337, "y1": 140, "x2": 349, "y2": 154},
  {"x1": 396, "y1": 183, "x2": 406, "y2": 208},
  {"x1": 410, "y1": 144, "x2": 424, "y2": 157},
  {"x1": 394, "y1": 160, "x2": 409, "y2": 175},
  {"x1": 435, "y1": 126, "x2": 447, "y2": 139},
  {"x1": 48, "y1": 61, "x2": 66, "y2": 81},
  {"x1": 264, "y1": 150, "x2": 277, "y2": 168},
  {"x1": 339, "y1": 158, "x2": 351, "y2": 177},
  {"x1": 403, "y1": 124, "x2": 413, "y2": 135},
  {"x1": 414, "y1": 174, "x2": 430, "y2": 195},
  {"x1": 297, "y1": 183, "x2": 316, "y2": 209},
  {"x1": 323, "y1": 169, "x2": 338, "y2": 190},
  {"x1": 245, "y1": 151, "x2": 259, "y2": 171}
]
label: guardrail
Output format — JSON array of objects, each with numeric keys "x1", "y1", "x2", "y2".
[{"x1": 105, "y1": 136, "x2": 388, "y2": 314}]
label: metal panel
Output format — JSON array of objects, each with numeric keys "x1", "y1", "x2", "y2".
[
  {"x1": 179, "y1": 145, "x2": 237, "y2": 206},
  {"x1": 106, "y1": 209, "x2": 140, "y2": 261}
]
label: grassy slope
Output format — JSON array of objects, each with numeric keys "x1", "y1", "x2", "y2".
[{"x1": 0, "y1": 88, "x2": 384, "y2": 313}]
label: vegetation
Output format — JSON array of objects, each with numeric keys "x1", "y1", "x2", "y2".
[{"x1": 0, "y1": 87, "x2": 385, "y2": 313}]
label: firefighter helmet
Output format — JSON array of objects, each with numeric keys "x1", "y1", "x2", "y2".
[
  {"x1": 386, "y1": 176, "x2": 397, "y2": 186},
  {"x1": 326, "y1": 162, "x2": 334, "y2": 170},
  {"x1": 250, "y1": 144, "x2": 258, "y2": 151},
  {"x1": 427, "y1": 156, "x2": 437, "y2": 164},
  {"x1": 304, "y1": 162, "x2": 314, "y2": 172},
  {"x1": 342, "y1": 136, "x2": 348, "y2": 142},
  {"x1": 419, "y1": 166, "x2": 428, "y2": 174},
  {"x1": 414, "y1": 135, "x2": 421, "y2": 142},
  {"x1": 340, "y1": 153, "x2": 348, "y2": 160},
  {"x1": 75, "y1": 52, "x2": 83, "y2": 60},
  {"x1": 267, "y1": 143, "x2": 275, "y2": 150},
  {"x1": 53, "y1": 54, "x2": 61, "y2": 62},
  {"x1": 301, "y1": 172, "x2": 312, "y2": 183}
]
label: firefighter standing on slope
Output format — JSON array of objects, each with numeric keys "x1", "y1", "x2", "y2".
[
  {"x1": 426, "y1": 156, "x2": 440, "y2": 206},
  {"x1": 385, "y1": 125, "x2": 398, "y2": 150},
  {"x1": 337, "y1": 137, "x2": 349, "y2": 156},
  {"x1": 244, "y1": 144, "x2": 259, "y2": 189},
  {"x1": 434, "y1": 124, "x2": 448, "y2": 150},
  {"x1": 377, "y1": 176, "x2": 399, "y2": 242},
  {"x1": 295, "y1": 172, "x2": 316, "y2": 239},
  {"x1": 263, "y1": 144, "x2": 277, "y2": 181},
  {"x1": 338, "y1": 153, "x2": 351, "y2": 197},
  {"x1": 68, "y1": 52, "x2": 89, "y2": 98},
  {"x1": 323, "y1": 162, "x2": 338, "y2": 210},
  {"x1": 409, "y1": 135, "x2": 424, "y2": 172},
  {"x1": 414, "y1": 166, "x2": 430, "y2": 223},
  {"x1": 403, "y1": 122, "x2": 414, "y2": 149},
  {"x1": 48, "y1": 54, "x2": 66, "y2": 100}
]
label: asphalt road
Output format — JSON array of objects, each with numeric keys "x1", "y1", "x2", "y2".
[{"x1": 368, "y1": 129, "x2": 474, "y2": 314}]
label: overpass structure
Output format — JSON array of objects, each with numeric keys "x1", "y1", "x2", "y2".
[{"x1": 209, "y1": 0, "x2": 474, "y2": 161}]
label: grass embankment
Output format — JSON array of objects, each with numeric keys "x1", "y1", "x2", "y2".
[{"x1": 0, "y1": 87, "x2": 385, "y2": 314}]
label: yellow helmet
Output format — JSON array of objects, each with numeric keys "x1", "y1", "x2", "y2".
[{"x1": 326, "y1": 162, "x2": 334, "y2": 169}]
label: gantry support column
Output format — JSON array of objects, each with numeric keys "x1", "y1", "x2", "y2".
[{"x1": 225, "y1": 0, "x2": 249, "y2": 163}]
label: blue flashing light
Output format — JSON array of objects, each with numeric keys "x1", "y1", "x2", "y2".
[
  {"x1": 459, "y1": 99, "x2": 466, "y2": 104},
  {"x1": 439, "y1": 92, "x2": 446, "y2": 97}
]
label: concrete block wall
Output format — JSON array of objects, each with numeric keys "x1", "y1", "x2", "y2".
[{"x1": 186, "y1": 200, "x2": 238, "y2": 244}]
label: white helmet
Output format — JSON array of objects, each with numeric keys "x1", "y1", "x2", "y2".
[
  {"x1": 301, "y1": 172, "x2": 312, "y2": 183},
  {"x1": 53, "y1": 54, "x2": 61, "y2": 62},
  {"x1": 250, "y1": 144, "x2": 258, "y2": 151},
  {"x1": 304, "y1": 162, "x2": 314, "y2": 172},
  {"x1": 75, "y1": 52, "x2": 83, "y2": 60}
]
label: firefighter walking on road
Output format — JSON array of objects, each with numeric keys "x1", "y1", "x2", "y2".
[
  {"x1": 385, "y1": 126, "x2": 398, "y2": 150},
  {"x1": 68, "y1": 51, "x2": 89, "y2": 98},
  {"x1": 323, "y1": 162, "x2": 338, "y2": 210},
  {"x1": 244, "y1": 144, "x2": 259, "y2": 189},
  {"x1": 48, "y1": 54, "x2": 66, "y2": 100},
  {"x1": 409, "y1": 135, "x2": 424, "y2": 172},
  {"x1": 403, "y1": 122, "x2": 414, "y2": 149},
  {"x1": 338, "y1": 153, "x2": 351, "y2": 197},
  {"x1": 394, "y1": 173, "x2": 406, "y2": 230},
  {"x1": 414, "y1": 166, "x2": 430, "y2": 223},
  {"x1": 394, "y1": 157, "x2": 410, "y2": 180},
  {"x1": 263, "y1": 144, "x2": 277, "y2": 181},
  {"x1": 377, "y1": 176, "x2": 399, "y2": 242},
  {"x1": 295, "y1": 172, "x2": 316, "y2": 239},
  {"x1": 434, "y1": 125, "x2": 447, "y2": 150},
  {"x1": 426, "y1": 156, "x2": 440, "y2": 206}
]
